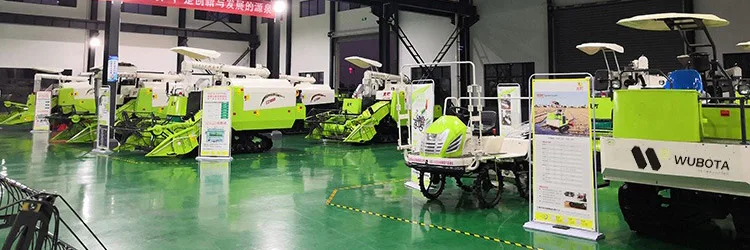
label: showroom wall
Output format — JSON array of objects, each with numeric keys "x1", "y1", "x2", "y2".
[
  {"x1": 694, "y1": 0, "x2": 750, "y2": 63},
  {"x1": 0, "y1": 0, "x2": 551, "y2": 87},
  {"x1": 471, "y1": 0, "x2": 548, "y2": 86},
  {"x1": 0, "y1": 0, "x2": 253, "y2": 74}
]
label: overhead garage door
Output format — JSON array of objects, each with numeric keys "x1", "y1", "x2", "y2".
[{"x1": 551, "y1": 0, "x2": 689, "y2": 74}]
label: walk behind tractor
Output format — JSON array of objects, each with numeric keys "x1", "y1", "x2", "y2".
[
  {"x1": 119, "y1": 47, "x2": 307, "y2": 157},
  {"x1": 306, "y1": 56, "x2": 410, "y2": 143},
  {"x1": 599, "y1": 13, "x2": 750, "y2": 246},
  {"x1": 401, "y1": 62, "x2": 531, "y2": 208}
]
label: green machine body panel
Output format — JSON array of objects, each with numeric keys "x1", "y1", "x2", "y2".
[
  {"x1": 702, "y1": 106, "x2": 750, "y2": 141},
  {"x1": 230, "y1": 86, "x2": 304, "y2": 131},
  {"x1": 420, "y1": 115, "x2": 467, "y2": 158},
  {"x1": 612, "y1": 89, "x2": 702, "y2": 142},
  {"x1": 592, "y1": 97, "x2": 614, "y2": 131},
  {"x1": 342, "y1": 98, "x2": 362, "y2": 115},
  {"x1": 57, "y1": 88, "x2": 95, "y2": 114},
  {"x1": 166, "y1": 95, "x2": 188, "y2": 117}
]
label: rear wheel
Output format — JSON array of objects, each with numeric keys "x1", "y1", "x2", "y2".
[
  {"x1": 475, "y1": 163, "x2": 503, "y2": 208},
  {"x1": 419, "y1": 171, "x2": 445, "y2": 200}
]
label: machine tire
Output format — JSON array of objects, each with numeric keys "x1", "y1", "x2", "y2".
[
  {"x1": 618, "y1": 183, "x2": 664, "y2": 234},
  {"x1": 513, "y1": 168, "x2": 530, "y2": 201},
  {"x1": 474, "y1": 163, "x2": 503, "y2": 208},
  {"x1": 419, "y1": 171, "x2": 445, "y2": 200}
]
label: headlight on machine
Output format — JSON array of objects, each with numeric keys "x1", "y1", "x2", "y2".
[{"x1": 445, "y1": 135, "x2": 463, "y2": 153}]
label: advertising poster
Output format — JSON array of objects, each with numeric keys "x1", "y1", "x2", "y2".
[
  {"x1": 497, "y1": 84, "x2": 521, "y2": 136},
  {"x1": 96, "y1": 88, "x2": 111, "y2": 151},
  {"x1": 410, "y1": 84, "x2": 435, "y2": 148},
  {"x1": 529, "y1": 78, "x2": 597, "y2": 232},
  {"x1": 406, "y1": 84, "x2": 434, "y2": 190},
  {"x1": 198, "y1": 87, "x2": 232, "y2": 159},
  {"x1": 32, "y1": 91, "x2": 52, "y2": 132}
]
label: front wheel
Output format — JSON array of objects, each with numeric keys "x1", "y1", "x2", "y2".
[{"x1": 419, "y1": 171, "x2": 445, "y2": 200}]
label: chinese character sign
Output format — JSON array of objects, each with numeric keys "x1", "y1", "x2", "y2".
[{"x1": 116, "y1": 0, "x2": 274, "y2": 18}]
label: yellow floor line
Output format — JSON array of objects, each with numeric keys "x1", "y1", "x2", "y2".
[{"x1": 326, "y1": 180, "x2": 542, "y2": 250}]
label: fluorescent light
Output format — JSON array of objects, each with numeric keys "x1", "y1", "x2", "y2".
[
  {"x1": 89, "y1": 37, "x2": 101, "y2": 47},
  {"x1": 273, "y1": 0, "x2": 287, "y2": 14}
]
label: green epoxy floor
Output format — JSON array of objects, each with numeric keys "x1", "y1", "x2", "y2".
[{"x1": 0, "y1": 128, "x2": 730, "y2": 249}]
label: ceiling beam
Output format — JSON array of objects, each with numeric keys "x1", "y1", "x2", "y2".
[{"x1": 333, "y1": 0, "x2": 477, "y2": 18}]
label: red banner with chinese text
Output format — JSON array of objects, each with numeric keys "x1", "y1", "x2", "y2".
[{"x1": 117, "y1": 0, "x2": 274, "y2": 18}]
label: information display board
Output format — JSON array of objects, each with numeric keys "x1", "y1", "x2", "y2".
[
  {"x1": 405, "y1": 83, "x2": 434, "y2": 190},
  {"x1": 95, "y1": 87, "x2": 111, "y2": 152},
  {"x1": 524, "y1": 76, "x2": 602, "y2": 241},
  {"x1": 497, "y1": 84, "x2": 521, "y2": 136},
  {"x1": 197, "y1": 87, "x2": 232, "y2": 161},
  {"x1": 31, "y1": 91, "x2": 52, "y2": 132},
  {"x1": 107, "y1": 56, "x2": 118, "y2": 83}
]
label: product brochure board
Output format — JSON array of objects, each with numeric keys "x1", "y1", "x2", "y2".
[
  {"x1": 406, "y1": 84, "x2": 434, "y2": 190},
  {"x1": 98, "y1": 88, "x2": 110, "y2": 126},
  {"x1": 95, "y1": 88, "x2": 111, "y2": 151},
  {"x1": 32, "y1": 91, "x2": 52, "y2": 131},
  {"x1": 527, "y1": 78, "x2": 599, "y2": 237},
  {"x1": 409, "y1": 84, "x2": 435, "y2": 148},
  {"x1": 497, "y1": 84, "x2": 521, "y2": 136},
  {"x1": 198, "y1": 87, "x2": 232, "y2": 159}
]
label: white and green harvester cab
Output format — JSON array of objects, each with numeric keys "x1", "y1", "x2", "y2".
[{"x1": 400, "y1": 61, "x2": 531, "y2": 208}]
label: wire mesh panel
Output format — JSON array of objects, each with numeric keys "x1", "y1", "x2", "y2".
[{"x1": 0, "y1": 175, "x2": 107, "y2": 250}]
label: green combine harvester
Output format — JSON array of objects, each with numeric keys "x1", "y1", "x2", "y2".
[
  {"x1": 67, "y1": 70, "x2": 189, "y2": 144},
  {"x1": 306, "y1": 56, "x2": 412, "y2": 143},
  {"x1": 598, "y1": 13, "x2": 750, "y2": 246},
  {"x1": 0, "y1": 68, "x2": 88, "y2": 126},
  {"x1": 118, "y1": 47, "x2": 308, "y2": 157}
]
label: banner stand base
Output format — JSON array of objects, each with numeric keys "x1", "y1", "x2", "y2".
[
  {"x1": 91, "y1": 148, "x2": 112, "y2": 155},
  {"x1": 30, "y1": 130, "x2": 51, "y2": 134},
  {"x1": 523, "y1": 222, "x2": 604, "y2": 241},
  {"x1": 196, "y1": 156, "x2": 233, "y2": 162}
]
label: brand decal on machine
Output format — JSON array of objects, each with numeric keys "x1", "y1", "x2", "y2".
[
  {"x1": 631, "y1": 146, "x2": 661, "y2": 171},
  {"x1": 631, "y1": 146, "x2": 730, "y2": 172},
  {"x1": 311, "y1": 94, "x2": 326, "y2": 102},
  {"x1": 261, "y1": 93, "x2": 285, "y2": 106}
]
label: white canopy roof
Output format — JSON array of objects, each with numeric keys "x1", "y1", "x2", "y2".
[
  {"x1": 170, "y1": 47, "x2": 221, "y2": 60},
  {"x1": 345, "y1": 56, "x2": 382, "y2": 69},
  {"x1": 617, "y1": 13, "x2": 729, "y2": 31},
  {"x1": 32, "y1": 68, "x2": 64, "y2": 74},
  {"x1": 738, "y1": 41, "x2": 750, "y2": 51},
  {"x1": 576, "y1": 43, "x2": 624, "y2": 55}
]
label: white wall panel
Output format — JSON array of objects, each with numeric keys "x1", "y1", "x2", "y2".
[
  {"x1": 471, "y1": 0, "x2": 548, "y2": 86},
  {"x1": 0, "y1": 24, "x2": 87, "y2": 74}
]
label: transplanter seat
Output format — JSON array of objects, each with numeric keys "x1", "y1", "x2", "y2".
[{"x1": 666, "y1": 69, "x2": 704, "y2": 92}]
